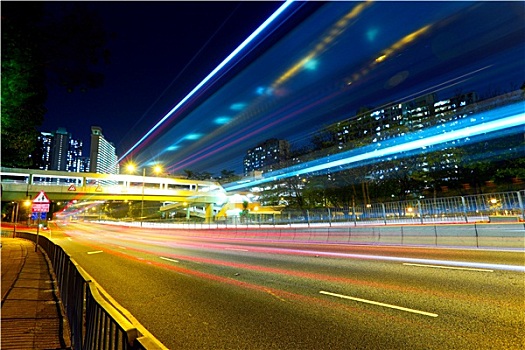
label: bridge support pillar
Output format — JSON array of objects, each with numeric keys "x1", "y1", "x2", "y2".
[{"x1": 205, "y1": 203, "x2": 213, "y2": 223}]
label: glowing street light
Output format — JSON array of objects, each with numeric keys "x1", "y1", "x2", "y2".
[{"x1": 125, "y1": 163, "x2": 163, "y2": 226}]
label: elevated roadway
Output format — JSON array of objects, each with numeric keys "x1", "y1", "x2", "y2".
[{"x1": 1, "y1": 167, "x2": 229, "y2": 221}]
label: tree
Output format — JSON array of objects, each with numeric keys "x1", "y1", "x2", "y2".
[
  {"x1": 183, "y1": 169, "x2": 213, "y2": 181},
  {"x1": 217, "y1": 169, "x2": 240, "y2": 184},
  {"x1": 2, "y1": 3, "x2": 47, "y2": 167},
  {"x1": 239, "y1": 200, "x2": 249, "y2": 223},
  {"x1": 1, "y1": 2, "x2": 110, "y2": 167}
]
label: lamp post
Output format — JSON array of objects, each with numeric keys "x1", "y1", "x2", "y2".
[
  {"x1": 141, "y1": 168, "x2": 145, "y2": 227},
  {"x1": 13, "y1": 200, "x2": 32, "y2": 236},
  {"x1": 126, "y1": 163, "x2": 162, "y2": 226},
  {"x1": 12, "y1": 201, "x2": 19, "y2": 237}
]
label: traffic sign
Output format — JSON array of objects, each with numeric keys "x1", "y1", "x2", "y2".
[
  {"x1": 32, "y1": 190, "x2": 50, "y2": 212},
  {"x1": 32, "y1": 190, "x2": 51, "y2": 204},
  {"x1": 32, "y1": 212, "x2": 47, "y2": 220},
  {"x1": 32, "y1": 203, "x2": 50, "y2": 212},
  {"x1": 68, "y1": 184, "x2": 76, "y2": 191}
]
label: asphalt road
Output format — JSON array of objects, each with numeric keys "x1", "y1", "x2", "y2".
[{"x1": 48, "y1": 222, "x2": 524, "y2": 350}]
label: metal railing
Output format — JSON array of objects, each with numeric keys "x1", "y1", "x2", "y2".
[
  {"x1": 14, "y1": 231, "x2": 165, "y2": 350},
  {"x1": 226, "y1": 190, "x2": 525, "y2": 226}
]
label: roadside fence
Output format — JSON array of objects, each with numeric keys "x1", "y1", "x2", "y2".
[
  {"x1": 14, "y1": 231, "x2": 166, "y2": 350},
  {"x1": 223, "y1": 190, "x2": 525, "y2": 226}
]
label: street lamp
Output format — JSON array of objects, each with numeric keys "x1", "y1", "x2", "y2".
[
  {"x1": 126, "y1": 163, "x2": 163, "y2": 226},
  {"x1": 10, "y1": 199, "x2": 31, "y2": 235}
]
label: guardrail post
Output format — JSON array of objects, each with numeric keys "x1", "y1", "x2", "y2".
[
  {"x1": 474, "y1": 222, "x2": 479, "y2": 248},
  {"x1": 352, "y1": 201, "x2": 357, "y2": 227},
  {"x1": 517, "y1": 191, "x2": 525, "y2": 221},
  {"x1": 417, "y1": 200, "x2": 423, "y2": 224},
  {"x1": 461, "y1": 196, "x2": 469, "y2": 223},
  {"x1": 306, "y1": 210, "x2": 310, "y2": 227}
]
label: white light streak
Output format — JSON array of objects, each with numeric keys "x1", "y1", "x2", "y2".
[
  {"x1": 119, "y1": 0, "x2": 296, "y2": 162},
  {"x1": 225, "y1": 104, "x2": 525, "y2": 191},
  {"x1": 283, "y1": 249, "x2": 525, "y2": 272}
]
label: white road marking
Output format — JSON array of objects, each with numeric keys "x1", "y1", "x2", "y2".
[
  {"x1": 403, "y1": 263, "x2": 494, "y2": 272},
  {"x1": 118, "y1": 246, "x2": 127, "y2": 250},
  {"x1": 67, "y1": 237, "x2": 72, "y2": 241},
  {"x1": 160, "y1": 256, "x2": 179, "y2": 263},
  {"x1": 87, "y1": 250, "x2": 103, "y2": 255},
  {"x1": 225, "y1": 248, "x2": 249, "y2": 252},
  {"x1": 319, "y1": 290, "x2": 438, "y2": 317}
]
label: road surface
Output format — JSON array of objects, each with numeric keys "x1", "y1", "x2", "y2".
[{"x1": 47, "y1": 222, "x2": 524, "y2": 349}]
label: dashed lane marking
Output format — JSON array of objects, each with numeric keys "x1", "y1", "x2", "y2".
[
  {"x1": 87, "y1": 250, "x2": 103, "y2": 255},
  {"x1": 320, "y1": 290, "x2": 438, "y2": 317},
  {"x1": 403, "y1": 263, "x2": 494, "y2": 272}
]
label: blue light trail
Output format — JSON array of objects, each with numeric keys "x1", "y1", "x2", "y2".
[
  {"x1": 118, "y1": 0, "x2": 296, "y2": 163},
  {"x1": 224, "y1": 102, "x2": 525, "y2": 191}
]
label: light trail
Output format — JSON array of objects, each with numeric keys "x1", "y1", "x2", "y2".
[
  {"x1": 166, "y1": 80, "x2": 341, "y2": 172},
  {"x1": 118, "y1": 0, "x2": 296, "y2": 163},
  {"x1": 225, "y1": 102, "x2": 525, "y2": 191},
  {"x1": 287, "y1": 249, "x2": 525, "y2": 272}
]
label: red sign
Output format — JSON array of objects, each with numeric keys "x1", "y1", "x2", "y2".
[{"x1": 32, "y1": 203, "x2": 50, "y2": 213}]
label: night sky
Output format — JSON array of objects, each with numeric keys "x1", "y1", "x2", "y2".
[{"x1": 40, "y1": 1, "x2": 525, "y2": 175}]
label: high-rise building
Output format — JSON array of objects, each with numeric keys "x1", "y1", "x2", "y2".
[
  {"x1": 32, "y1": 128, "x2": 86, "y2": 181},
  {"x1": 34, "y1": 132, "x2": 54, "y2": 170},
  {"x1": 331, "y1": 92, "x2": 479, "y2": 150},
  {"x1": 320, "y1": 92, "x2": 479, "y2": 182},
  {"x1": 51, "y1": 127, "x2": 70, "y2": 171},
  {"x1": 243, "y1": 138, "x2": 290, "y2": 176},
  {"x1": 75, "y1": 156, "x2": 91, "y2": 173},
  {"x1": 89, "y1": 126, "x2": 119, "y2": 174},
  {"x1": 67, "y1": 138, "x2": 84, "y2": 172}
]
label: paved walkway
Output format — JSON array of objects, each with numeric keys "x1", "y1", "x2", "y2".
[{"x1": 1, "y1": 237, "x2": 71, "y2": 350}]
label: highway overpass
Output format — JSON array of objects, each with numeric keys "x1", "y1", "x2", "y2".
[{"x1": 1, "y1": 167, "x2": 229, "y2": 221}]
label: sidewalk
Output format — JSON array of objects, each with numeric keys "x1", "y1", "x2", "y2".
[{"x1": 1, "y1": 237, "x2": 71, "y2": 350}]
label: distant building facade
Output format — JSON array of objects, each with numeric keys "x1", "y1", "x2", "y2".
[
  {"x1": 75, "y1": 156, "x2": 91, "y2": 173},
  {"x1": 332, "y1": 92, "x2": 479, "y2": 150},
  {"x1": 51, "y1": 127, "x2": 70, "y2": 171},
  {"x1": 320, "y1": 92, "x2": 480, "y2": 182},
  {"x1": 33, "y1": 128, "x2": 86, "y2": 173},
  {"x1": 243, "y1": 138, "x2": 290, "y2": 176},
  {"x1": 33, "y1": 132, "x2": 54, "y2": 170},
  {"x1": 89, "y1": 126, "x2": 119, "y2": 174}
]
